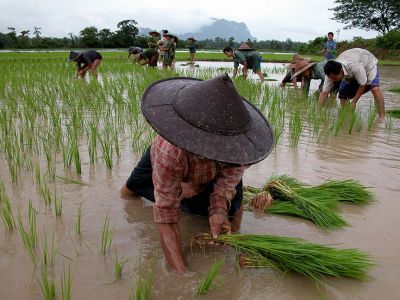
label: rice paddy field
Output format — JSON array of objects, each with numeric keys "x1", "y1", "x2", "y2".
[{"x1": 0, "y1": 51, "x2": 400, "y2": 299}]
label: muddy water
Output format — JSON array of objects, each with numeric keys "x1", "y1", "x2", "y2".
[{"x1": 1, "y1": 65, "x2": 400, "y2": 300}]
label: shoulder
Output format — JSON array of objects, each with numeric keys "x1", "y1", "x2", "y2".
[{"x1": 151, "y1": 136, "x2": 187, "y2": 167}]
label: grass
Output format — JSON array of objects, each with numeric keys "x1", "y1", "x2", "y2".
[
  {"x1": 114, "y1": 245, "x2": 129, "y2": 280},
  {"x1": 100, "y1": 213, "x2": 112, "y2": 256},
  {"x1": 37, "y1": 258, "x2": 56, "y2": 300},
  {"x1": 60, "y1": 262, "x2": 72, "y2": 300},
  {"x1": 194, "y1": 234, "x2": 373, "y2": 283},
  {"x1": 54, "y1": 191, "x2": 63, "y2": 217},
  {"x1": 388, "y1": 87, "x2": 400, "y2": 93},
  {"x1": 75, "y1": 203, "x2": 82, "y2": 236},
  {"x1": 17, "y1": 200, "x2": 38, "y2": 267},
  {"x1": 196, "y1": 259, "x2": 224, "y2": 295},
  {"x1": 386, "y1": 109, "x2": 400, "y2": 119},
  {"x1": 0, "y1": 181, "x2": 16, "y2": 231},
  {"x1": 129, "y1": 256, "x2": 155, "y2": 300}
]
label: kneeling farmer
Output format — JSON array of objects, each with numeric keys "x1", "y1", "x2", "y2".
[
  {"x1": 68, "y1": 50, "x2": 102, "y2": 79},
  {"x1": 121, "y1": 75, "x2": 274, "y2": 273}
]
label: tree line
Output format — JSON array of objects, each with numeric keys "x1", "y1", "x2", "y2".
[{"x1": 1, "y1": 1, "x2": 399, "y2": 52}]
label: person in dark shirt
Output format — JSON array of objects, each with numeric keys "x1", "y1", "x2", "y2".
[
  {"x1": 135, "y1": 49, "x2": 159, "y2": 67},
  {"x1": 128, "y1": 46, "x2": 143, "y2": 61},
  {"x1": 68, "y1": 50, "x2": 102, "y2": 79},
  {"x1": 187, "y1": 37, "x2": 197, "y2": 64}
]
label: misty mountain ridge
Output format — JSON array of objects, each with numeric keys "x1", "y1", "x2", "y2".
[{"x1": 139, "y1": 18, "x2": 254, "y2": 42}]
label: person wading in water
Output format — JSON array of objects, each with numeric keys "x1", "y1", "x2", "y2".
[{"x1": 121, "y1": 74, "x2": 274, "y2": 273}]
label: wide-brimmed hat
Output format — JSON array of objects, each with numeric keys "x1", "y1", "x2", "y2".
[
  {"x1": 187, "y1": 37, "x2": 196, "y2": 41},
  {"x1": 68, "y1": 51, "x2": 80, "y2": 62},
  {"x1": 148, "y1": 30, "x2": 160, "y2": 36},
  {"x1": 238, "y1": 42, "x2": 254, "y2": 51},
  {"x1": 287, "y1": 54, "x2": 309, "y2": 69},
  {"x1": 290, "y1": 61, "x2": 316, "y2": 79},
  {"x1": 141, "y1": 74, "x2": 274, "y2": 164}
]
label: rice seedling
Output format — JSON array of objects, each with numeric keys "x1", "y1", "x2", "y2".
[
  {"x1": 75, "y1": 203, "x2": 83, "y2": 236},
  {"x1": 245, "y1": 175, "x2": 373, "y2": 229},
  {"x1": 87, "y1": 121, "x2": 98, "y2": 164},
  {"x1": 37, "y1": 256, "x2": 56, "y2": 300},
  {"x1": 114, "y1": 245, "x2": 129, "y2": 280},
  {"x1": 129, "y1": 256, "x2": 155, "y2": 300},
  {"x1": 386, "y1": 109, "x2": 400, "y2": 119},
  {"x1": 17, "y1": 200, "x2": 38, "y2": 267},
  {"x1": 98, "y1": 131, "x2": 113, "y2": 169},
  {"x1": 60, "y1": 262, "x2": 72, "y2": 300},
  {"x1": 54, "y1": 191, "x2": 63, "y2": 217},
  {"x1": 193, "y1": 234, "x2": 373, "y2": 283},
  {"x1": 367, "y1": 105, "x2": 377, "y2": 131},
  {"x1": 267, "y1": 179, "x2": 347, "y2": 229},
  {"x1": 0, "y1": 181, "x2": 16, "y2": 231},
  {"x1": 100, "y1": 213, "x2": 112, "y2": 255},
  {"x1": 41, "y1": 230, "x2": 56, "y2": 269},
  {"x1": 196, "y1": 259, "x2": 224, "y2": 295}
]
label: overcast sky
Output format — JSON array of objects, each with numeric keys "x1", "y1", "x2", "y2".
[{"x1": 0, "y1": 0, "x2": 379, "y2": 42}]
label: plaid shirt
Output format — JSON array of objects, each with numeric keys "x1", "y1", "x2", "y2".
[{"x1": 150, "y1": 135, "x2": 246, "y2": 224}]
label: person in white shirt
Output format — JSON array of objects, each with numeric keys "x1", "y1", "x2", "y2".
[{"x1": 318, "y1": 48, "x2": 385, "y2": 118}]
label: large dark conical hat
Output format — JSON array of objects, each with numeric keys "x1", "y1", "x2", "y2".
[{"x1": 141, "y1": 74, "x2": 274, "y2": 164}]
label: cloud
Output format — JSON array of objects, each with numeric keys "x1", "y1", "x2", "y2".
[{"x1": 0, "y1": 0, "x2": 381, "y2": 41}]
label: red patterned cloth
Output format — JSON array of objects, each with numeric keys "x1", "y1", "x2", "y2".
[{"x1": 150, "y1": 135, "x2": 246, "y2": 223}]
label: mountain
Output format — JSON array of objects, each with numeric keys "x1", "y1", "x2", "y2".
[{"x1": 139, "y1": 18, "x2": 254, "y2": 42}]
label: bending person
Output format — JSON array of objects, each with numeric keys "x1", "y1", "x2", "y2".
[
  {"x1": 68, "y1": 50, "x2": 102, "y2": 79},
  {"x1": 121, "y1": 75, "x2": 274, "y2": 273},
  {"x1": 318, "y1": 48, "x2": 385, "y2": 118},
  {"x1": 223, "y1": 43, "x2": 264, "y2": 82}
]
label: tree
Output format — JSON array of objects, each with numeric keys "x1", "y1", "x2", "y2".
[
  {"x1": 228, "y1": 37, "x2": 235, "y2": 47},
  {"x1": 33, "y1": 27, "x2": 42, "y2": 38},
  {"x1": 79, "y1": 26, "x2": 99, "y2": 47},
  {"x1": 20, "y1": 30, "x2": 30, "y2": 36},
  {"x1": 98, "y1": 28, "x2": 114, "y2": 48},
  {"x1": 330, "y1": 0, "x2": 400, "y2": 34},
  {"x1": 114, "y1": 19, "x2": 138, "y2": 47}
]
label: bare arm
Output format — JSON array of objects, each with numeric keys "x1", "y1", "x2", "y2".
[
  {"x1": 232, "y1": 67, "x2": 238, "y2": 78},
  {"x1": 157, "y1": 223, "x2": 186, "y2": 273},
  {"x1": 351, "y1": 85, "x2": 366, "y2": 107}
]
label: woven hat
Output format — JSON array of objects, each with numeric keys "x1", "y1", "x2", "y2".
[
  {"x1": 287, "y1": 54, "x2": 309, "y2": 69},
  {"x1": 290, "y1": 61, "x2": 316, "y2": 80},
  {"x1": 148, "y1": 30, "x2": 160, "y2": 36},
  {"x1": 141, "y1": 74, "x2": 274, "y2": 164},
  {"x1": 68, "y1": 51, "x2": 80, "y2": 62},
  {"x1": 187, "y1": 37, "x2": 196, "y2": 41},
  {"x1": 238, "y1": 42, "x2": 254, "y2": 51}
]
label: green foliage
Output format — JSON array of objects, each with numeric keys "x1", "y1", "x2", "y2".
[
  {"x1": 129, "y1": 256, "x2": 155, "y2": 300},
  {"x1": 196, "y1": 259, "x2": 224, "y2": 295},
  {"x1": 330, "y1": 0, "x2": 400, "y2": 34},
  {"x1": 246, "y1": 175, "x2": 373, "y2": 229},
  {"x1": 79, "y1": 26, "x2": 99, "y2": 47},
  {"x1": 216, "y1": 234, "x2": 373, "y2": 282},
  {"x1": 376, "y1": 30, "x2": 400, "y2": 49}
]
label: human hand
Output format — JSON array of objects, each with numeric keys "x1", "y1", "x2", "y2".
[{"x1": 209, "y1": 213, "x2": 231, "y2": 239}]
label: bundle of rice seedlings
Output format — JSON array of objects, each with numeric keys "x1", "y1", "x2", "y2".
[
  {"x1": 308, "y1": 179, "x2": 373, "y2": 204},
  {"x1": 244, "y1": 175, "x2": 373, "y2": 229},
  {"x1": 267, "y1": 179, "x2": 348, "y2": 229},
  {"x1": 194, "y1": 234, "x2": 373, "y2": 282}
]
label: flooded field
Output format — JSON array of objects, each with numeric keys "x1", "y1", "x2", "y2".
[{"x1": 0, "y1": 55, "x2": 400, "y2": 299}]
